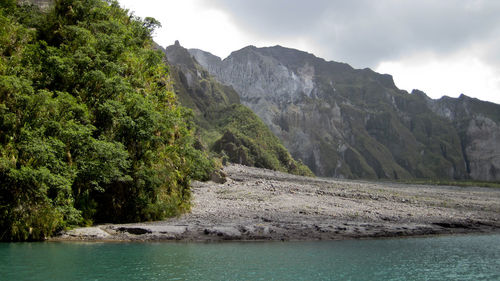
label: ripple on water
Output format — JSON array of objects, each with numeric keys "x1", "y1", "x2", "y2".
[{"x1": 0, "y1": 234, "x2": 499, "y2": 280}]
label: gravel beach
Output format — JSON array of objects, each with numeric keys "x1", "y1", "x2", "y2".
[{"x1": 55, "y1": 164, "x2": 500, "y2": 241}]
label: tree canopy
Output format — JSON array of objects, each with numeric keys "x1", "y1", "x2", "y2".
[{"x1": 0, "y1": 0, "x2": 212, "y2": 241}]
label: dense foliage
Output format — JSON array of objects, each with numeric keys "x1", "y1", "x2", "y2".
[
  {"x1": 0, "y1": 0, "x2": 212, "y2": 241},
  {"x1": 210, "y1": 105, "x2": 313, "y2": 176}
]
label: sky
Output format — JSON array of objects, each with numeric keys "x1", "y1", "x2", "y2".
[{"x1": 118, "y1": 0, "x2": 500, "y2": 104}]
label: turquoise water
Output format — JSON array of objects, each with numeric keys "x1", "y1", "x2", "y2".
[{"x1": 1, "y1": 235, "x2": 499, "y2": 281}]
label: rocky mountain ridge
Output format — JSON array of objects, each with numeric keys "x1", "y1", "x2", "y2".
[
  {"x1": 430, "y1": 95, "x2": 500, "y2": 181},
  {"x1": 188, "y1": 45, "x2": 500, "y2": 181},
  {"x1": 161, "y1": 42, "x2": 313, "y2": 176}
]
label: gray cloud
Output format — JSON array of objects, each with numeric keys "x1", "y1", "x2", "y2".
[{"x1": 201, "y1": 0, "x2": 500, "y2": 68}]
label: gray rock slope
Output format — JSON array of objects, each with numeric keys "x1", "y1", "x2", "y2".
[
  {"x1": 160, "y1": 42, "x2": 313, "y2": 176},
  {"x1": 430, "y1": 95, "x2": 500, "y2": 181},
  {"x1": 188, "y1": 45, "x2": 500, "y2": 181}
]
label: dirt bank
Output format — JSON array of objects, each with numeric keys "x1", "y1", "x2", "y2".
[{"x1": 54, "y1": 164, "x2": 500, "y2": 241}]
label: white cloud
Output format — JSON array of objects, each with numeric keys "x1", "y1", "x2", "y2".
[
  {"x1": 117, "y1": 0, "x2": 325, "y2": 59},
  {"x1": 376, "y1": 52, "x2": 500, "y2": 104},
  {"x1": 117, "y1": 0, "x2": 500, "y2": 105},
  {"x1": 118, "y1": 0, "x2": 256, "y2": 58}
]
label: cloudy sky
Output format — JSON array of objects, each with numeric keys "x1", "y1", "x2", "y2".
[{"x1": 119, "y1": 0, "x2": 500, "y2": 104}]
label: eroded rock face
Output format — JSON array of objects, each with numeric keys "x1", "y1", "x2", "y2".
[
  {"x1": 430, "y1": 95, "x2": 500, "y2": 181},
  {"x1": 190, "y1": 47, "x2": 315, "y2": 128},
  {"x1": 189, "y1": 45, "x2": 487, "y2": 180},
  {"x1": 163, "y1": 43, "x2": 313, "y2": 176},
  {"x1": 466, "y1": 116, "x2": 500, "y2": 181}
]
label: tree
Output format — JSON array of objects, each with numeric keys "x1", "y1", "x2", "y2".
[{"x1": 0, "y1": 0, "x2": 213, "y2": 241}]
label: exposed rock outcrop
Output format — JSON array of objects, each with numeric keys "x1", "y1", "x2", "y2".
[
  {"x1": 190, "y1": 46, "x2": 494, "y2": 180},
  {"x1": 162, "y1": 43, "x2": 313, "y2": 176},
  {"x1": 430, "y1": 95, "x2": 500, "y2": 181}
]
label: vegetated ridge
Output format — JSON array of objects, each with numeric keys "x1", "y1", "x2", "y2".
[{"x1": 189, "y1": 45, "x2": 500, "y2": 181}]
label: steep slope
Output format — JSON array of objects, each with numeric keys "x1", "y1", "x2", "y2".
[
  {"x1": 189, "y1": 45, "x2": 499, "y2": 181},
  {"x1": 163, "y1": 42, "x2": 312, "y2": 176},
  {"x1": 429, "y1": 95, "x2": 500, "y2": 181}
]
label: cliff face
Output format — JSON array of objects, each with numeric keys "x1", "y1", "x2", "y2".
[
  {"x1": 429, "y1": 95, "x2": 500, "y2": 181},
  {"x1": 164, "y1": 41, "x2": 240, "y2": 117},
  {"x1": 163, "y1": 43, "x2": 313, "y2": 176},
  {"x1": 189, "y1": 45, "x2": 500, "y2": 181}
]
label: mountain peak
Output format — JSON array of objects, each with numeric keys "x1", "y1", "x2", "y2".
[
  {"x1": 188, "y1": 48, "x2": 222, "y2": 62},
  {"x1": 458, "y1": 93, "x2": 472, "y2": 100},
  {"x1": 164, "y1": 42, "x2": 197, "y2": 70}
]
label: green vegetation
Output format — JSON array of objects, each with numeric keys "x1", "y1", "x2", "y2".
[
  {"x1": 0, "y1": 0, "x2": 213, "y2": 241},
  {"x1": 210, "y1": 105, "x2": 313, "y2": 176}
]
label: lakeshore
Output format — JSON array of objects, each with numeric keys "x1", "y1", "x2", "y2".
[{"x1": 54, "y1": 164, "x2": 500, "y2": 241}]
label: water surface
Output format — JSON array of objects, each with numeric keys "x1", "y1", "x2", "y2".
[{"x1": 1, "y1": 234, "x2": 499, "y2": 280}]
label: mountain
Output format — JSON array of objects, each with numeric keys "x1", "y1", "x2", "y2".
[
  {"x1": 162, "y1": 42, "x2": 313, "y2": 176},
  {"x1": 189, "y1": 45, "x2": 500, "y2": 181},
  {"x1": 429, "y1": 95, "x2": 500, "y2": 181}
]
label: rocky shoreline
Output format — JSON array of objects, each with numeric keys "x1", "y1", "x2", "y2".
[{"x1": 53, "y1": 165, "x2": 500, "y2": 242}]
